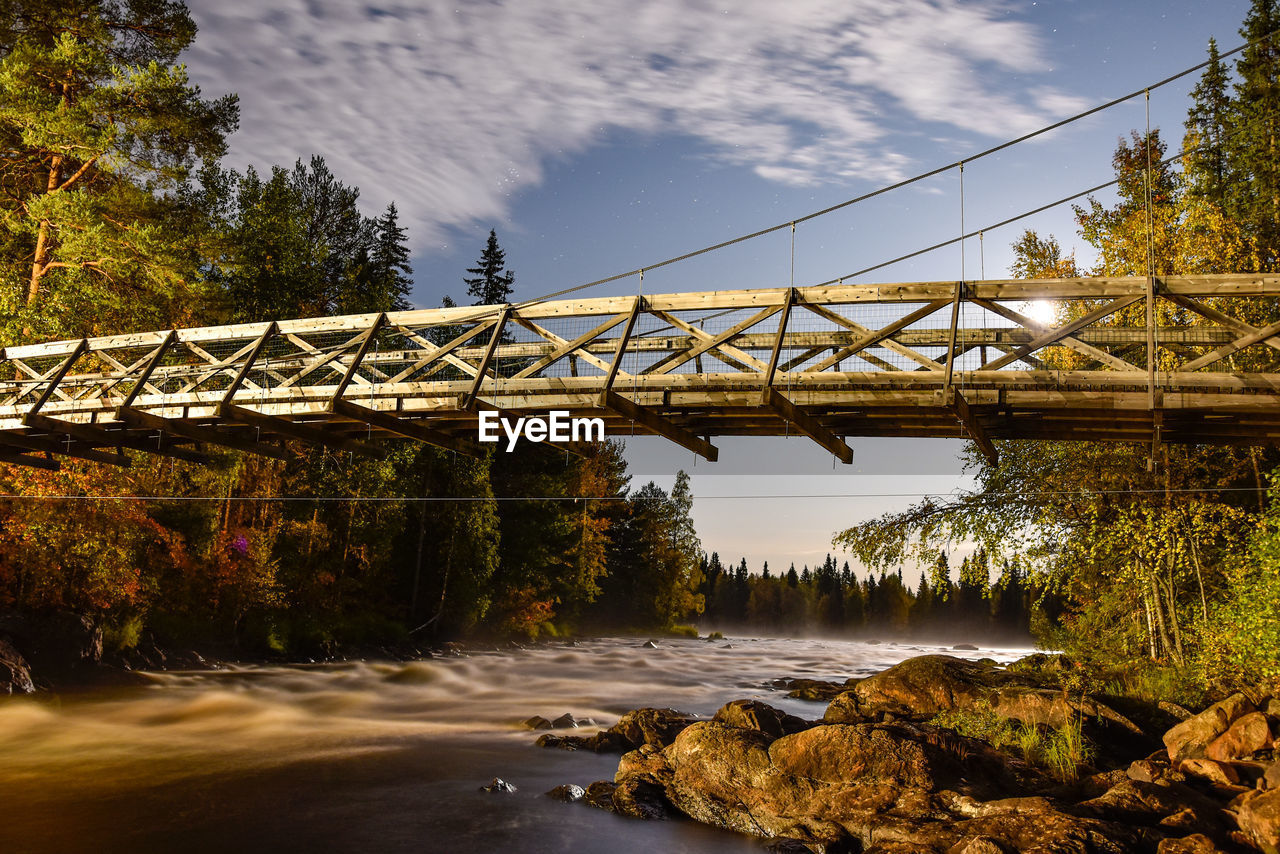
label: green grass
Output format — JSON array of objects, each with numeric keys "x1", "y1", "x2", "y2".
[{"x1": 930, "y1": 702, "x2": 1093, "y2": 783}]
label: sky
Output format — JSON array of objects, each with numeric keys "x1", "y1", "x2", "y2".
[{"x1": 182, "y1": 0, "x2": 1256, "y2": 574}]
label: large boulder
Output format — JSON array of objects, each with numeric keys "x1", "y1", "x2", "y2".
[
  {"x1": 714, "y1": 699, "x2": 810, "y2": 739},
  {"x1": 654, "y1": 719, "x2": 1142, "y2": 852},
  {"x1": 0, "y1": 636, "x2": 35, "y2": 694},
  {"x1": 1238, "y1": 789, "x2": 1280, "y2": 854},
  {"x1": 1163, "y1": 693, "x2": 1255, "y2": 763},
  {"x1": 1205, "y1": 711, "x2": 1272, "y2": 762}
]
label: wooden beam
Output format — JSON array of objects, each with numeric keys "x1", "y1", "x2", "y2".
[
  {"x1": 330, "y1": 313, "x2": 387, "y2": 403},
  {"x1": 330, "y1": 399, "x2": 482, "y2": 458},
  {"x1": 804, "y1": 300, "x2": 950, "y2": 373},
  {"x1": 944, "y1": 281, "x2": 964, "y2": 392},
  {"x1": 219, "y1": 403, "x2": 387, "y2": 458},
  {"x1": 760, "y1": 288, "x2": 795, "y2": 400},
  {"x1": 602, "y1": 389, "x2": 718, "y2": 462},
  {"x1": 646, "y1": 306, "x2": 777, "y2": 375},
  {"x1": 460, "y1": 306, "x2": 509, "y2": 410},
  {"x1": 0, "y1": 429, "x2": 133, "y2": 467},
  {"x1": 980, "y1": 294, "x2": 1146, "y2": 370},
  {"x1": 950, "y1": 389, "x2": 999, "y2": 467},
  {"x1": 597, "y1": 296, "x2": 643, "y2": 403},
  {"x1": 1178, "y1": 317, "x2": 1280, "y2": 372},
  {"x1": 0, "y1": 450, "x2": 59, "y2": 471},
  {"x1": 22, "y1": 412, "x2": 207, "y2": 465},
  {"x1": 763, "y1": 387, "x2": 852, "y2": 464},
  {"x1": 116, "y1": 330, "x2": 177, "y2": 408},
  {"x1": 970, "y1": 298, "x2": 1143, "y2": 373},
  {"x1": 27, "y1": 338, "x2": 89, "y2": 414},
  {"x1": 221, "y1": 322, "x2": 278, "y2": 406},
  {"x1": 116, "y1": 406, "x2": 289, "y2": 462},
  {"x1": 512, "y1": 310, "x2": 631, "y2": 380}
]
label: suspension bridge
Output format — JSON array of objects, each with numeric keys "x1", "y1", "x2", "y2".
[
  {"x1": 5, "y1": 33, "x2": 1280, "y2": 472},
  {"x1": 2, "y1": 272, "x2": 1278, "y2": 471}
]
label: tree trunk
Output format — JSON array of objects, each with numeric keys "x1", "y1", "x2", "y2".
[{"x1": 26, "y1": 157, "x2": 62, "y2": 307}]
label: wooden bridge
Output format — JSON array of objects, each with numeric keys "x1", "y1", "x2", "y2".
[{"x1": 3, "y1": 273, "x2": 1279, "y2": 470}]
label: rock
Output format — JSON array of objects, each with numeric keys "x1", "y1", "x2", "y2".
[
  {"x1": 825, "y1": 654, "x2": 1145, "y2": 760},
  {"x1": 714, "y1": 700, "x2": 809, "y2": 740},
  {"x1": 641, "y1": 640, "x2": 658, "y2": 649},
  {"x1": 783, "y1": 678, "x2": 847, "y2": 702},
  {"x1": 657, "y1": 718, "x2": 1139, "y2": 851},
  {"x1": 545, "y1": 783, "x2": 585, "y2": 802},
  {"x1": 949, "y1": 838, "x2": 1009, "y2": 854},
  {"x1": 610, "y1": 707, "x2": 697, "y2": 750},
  {"x1": 1126, "y1": 758, "x2": 1170, "y2": 784},
  {"x1": 479, "y1": 777, "x2": 517, "y2": 793},
  {"x1": 1004, "y1": 653, "x2": 1075, "y2": 677},
  {"x1": 1266, "y1": 697, "x2": 1280, "y2": 719},
  {"x1": 583, "y1": 780, "x2": 619, "y2": 811},
  {"x1": 0, "y1": 636, "x2": 35, "y2": 694},
  {"x1": 1076, "y1": 777, "x2": 1227, "y2": 839},
  {"x1": 1159, "y1": 701, "x2": 1194, "y2": 722},
  {"x1": 552, "y1": 713, "x2": 580, "y2": 729},
  {"x1": 611, "y1": 778, "x2": 674, "y2": 819},
  {"x1": 1178, "y1": 757, "x2": 1241, "y2": 786},
  {"x1": 1163, "y1": 693, "x2": 1255, "y2": 763},
  {"x1": 523, "y1": 715, "x2": 553, "y2": 730},
  {"x1": 1266, "y1": 760, "x2": 1280, "y2": 791},
  {"x1": 953, "y1": 643, "x2": 980, "y2": 651},
  {"x1": 1238, "y1": 789, "x2": 1280, "y2": 854},
  {"x1": 1206, "y1": 711, "x2": 1272, "y2": 762},
  {"x1": 536, "y1": 707, "x2": 694, "y2": 754},
  {"x1": 616, "y1": 743, "x2": 674, "y2": 789},
  {"x1": 1156, "y1": 835, "x2": 1218, "y2": 854}
]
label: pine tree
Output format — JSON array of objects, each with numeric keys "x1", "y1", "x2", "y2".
[
  {"x1": 0, "y1": 0, "x2": 238, "y2": 338},
  {"x1": 464, "y1": 228, "x2": 515, "y2": 305},
  {"x1": 1185, "y1": 38, "x2": 1232, "y2": 207},
  {"x1": 371, "y1": 202, "x2": 413, "y2": 312},
  {"x1": 1228, "y1": 0, "x2": 1280, "y2": 267}
]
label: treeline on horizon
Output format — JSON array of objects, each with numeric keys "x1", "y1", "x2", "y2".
[
  {"x1": 2, "y1": 0, "x2": 1280, "y2": 697},
  {"x1": 697, "y1": 549, "x2": 1046, "y2": 643}
]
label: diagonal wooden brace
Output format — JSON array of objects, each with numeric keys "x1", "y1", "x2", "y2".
[
  {"x1": 763, "y1": 387, "x2": 852, "y2": 464},
  {"x1": 602, "y1": 390, "x2": 717, "y2": 462}
]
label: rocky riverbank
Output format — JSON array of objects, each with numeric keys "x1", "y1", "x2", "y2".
[{"x1": 537, "y1": 654, "x2": 1280, "y2": 853}]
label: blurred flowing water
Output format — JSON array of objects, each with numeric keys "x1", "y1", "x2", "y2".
[{"x1": 0, "y1": 636, "x2": 1028, "y2": 854}]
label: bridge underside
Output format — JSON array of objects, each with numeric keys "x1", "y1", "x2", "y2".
[{"x1": 3, "y1": 273, "x2": 1279, "y2": 470}]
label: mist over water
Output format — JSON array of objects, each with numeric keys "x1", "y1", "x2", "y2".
[{"x1": 0, "y1": 637, "x2": 1028, "y2": 854}]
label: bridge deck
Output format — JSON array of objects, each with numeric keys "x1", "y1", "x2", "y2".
[{"x1": 3, "y1": 273, "x2": 1279, "y2": 468}]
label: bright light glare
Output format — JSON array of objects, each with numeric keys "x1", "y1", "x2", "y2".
[{"x1": 1021, "y1": 300, "x2": 1058, "y2": 326}]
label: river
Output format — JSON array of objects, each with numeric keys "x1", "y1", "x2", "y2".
[{"x1": 0, "y1": 636, "x2": 1029, "y2": 854}]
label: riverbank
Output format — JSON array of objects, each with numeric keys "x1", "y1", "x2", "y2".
[{"x1": 536, "y1": 653, "x2": 1280, "y2": 853}]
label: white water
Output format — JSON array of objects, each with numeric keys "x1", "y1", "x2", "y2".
[{"x1": 0, "y1": 636, "x2": 1028, "y2": 854}]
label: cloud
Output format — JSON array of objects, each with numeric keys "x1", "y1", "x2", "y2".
[{"x1": 184, "y1": 0, "x2": 1086, "y2": 246}]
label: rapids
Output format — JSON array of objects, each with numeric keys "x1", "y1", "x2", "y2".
[{"x1": 0, "y1": 636, "x2": 1027, "y2": 853}]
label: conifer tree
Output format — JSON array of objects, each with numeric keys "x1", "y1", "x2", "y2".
[
  {"x1": 371, "y1": 202, "x2": 413, "y2": 312},
  {"x1": 1185, "y1": 38, "x2": 1232, "y2": 207},
  {"x1": 1228, "y1": 0, "x2": 1280, "y2": 266},
  {"x1": 0, "y1": 0, "x2": 238, "y2": 338},
  {"x1": 464, "y1": 228, "x2": 515, "y2": 305}
]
